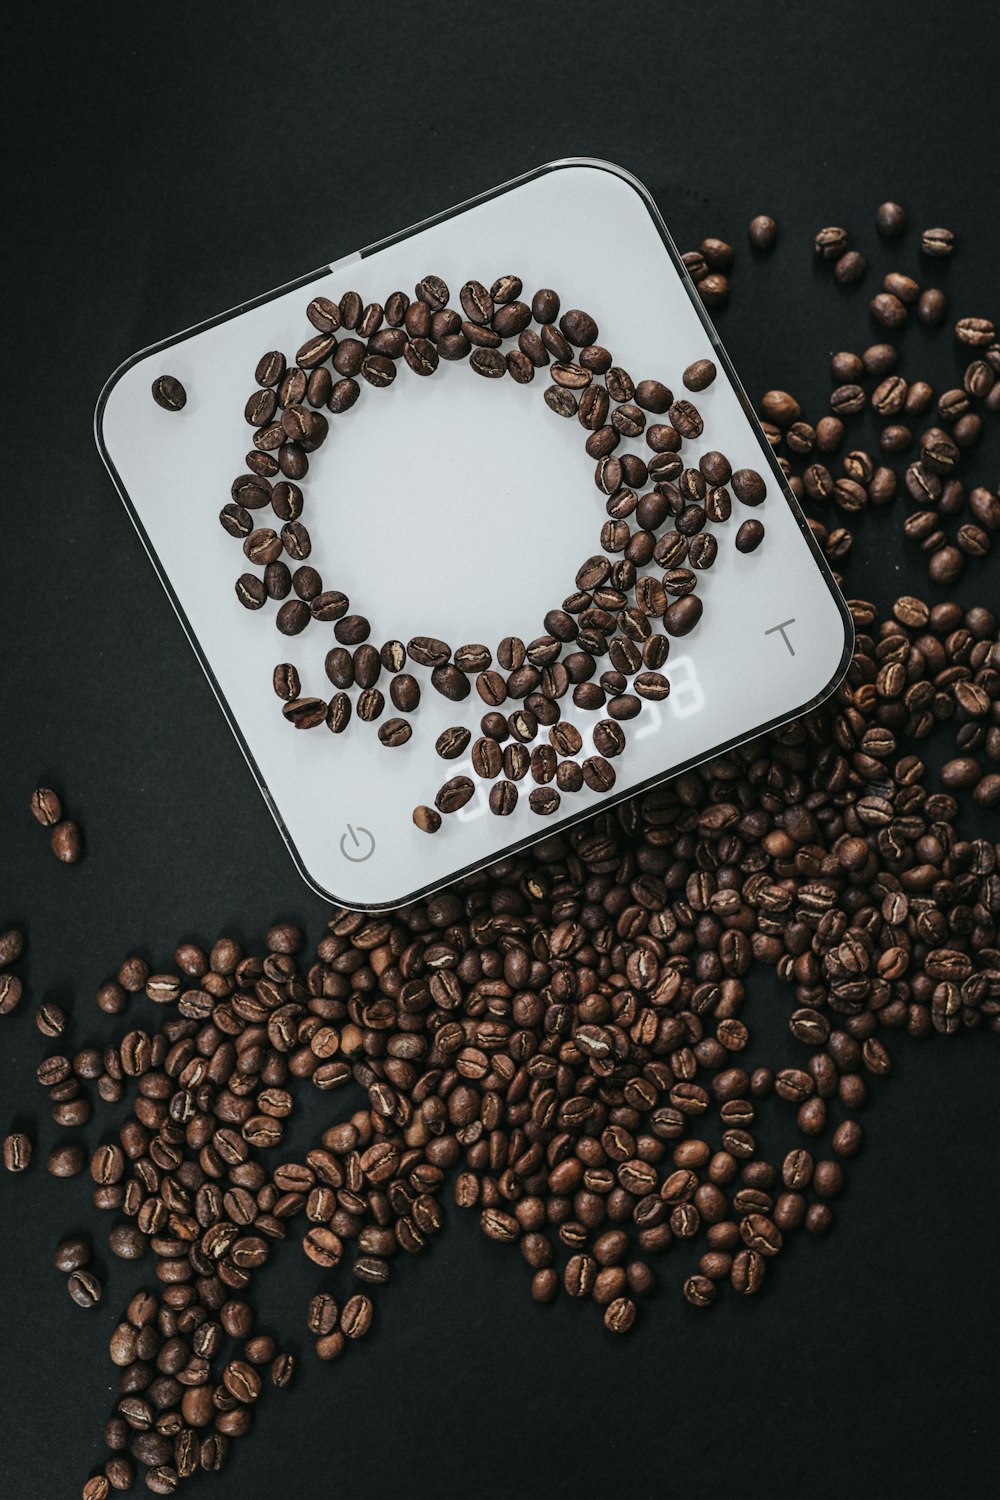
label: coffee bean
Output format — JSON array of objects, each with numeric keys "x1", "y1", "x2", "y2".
[
  {"x1": 282, "y1": 697, "x2": 327, "y2": 729},
  {"x1": 436, "y1": 726, "x2": 471, "y2": 760},
  {"x1": 326, "y1": 694, "x2": 352, "y2": 733},
  {"x1": 917, "y1": 287, "x2": 947, "y2": 326},
  {"x1": 436, "y1": 777, "x2": 475, "y2": 814},
  {"x1": 831, "y1": 384, "x2": 866, "y2": 414},
  {"x1": 356, "y1": 688, "x2": 385, "y2": 722},
  {"x1": 51, "y1": 820, "x2": 82, "y2": 864},
  {"x1": 668, "y1": 400, "x2": 704, "y2": 439},
  {"x1": 870, "y1": 292, "x2": 908, "y2": 328},
  {"x1": 54, "y1": 1236, "x2": 91, "y2": 1273},
  {"x1": 68, "y1": 1269, "x2": 103, "y2": 1307},
  {"x1": 627, "y1": 381, "x2": 669, "y2": 419},
  {"x1": 545, "y1": 386, "x2": 578, "y2": 417},
  {"x1": 835, "y1": 251, "x2": 867, "y2": 285},
  {"x1": 731, "y1": 469, "x2": 766, "y2": 505},
  {"x1": 34, "y1": 1000, "x2": 65, "y2": 1037},
  {"x1": 30, "y1": 787, "x2": 62, "y2": 828},
  {"x1": 108, "y1": 1222, "x2": 146, "y2": 1259},
  {"x1": 955, "y1": 316, "x2": 995, "y2": 348},
  {"x1": 378, "y1": 718, "x2": 412, "y2": 747},
  {"x1": 306, "y1": 297, "x2": 341, "y2": 334},
  {"x1": 697, "y1": 274, "x2": 729, "y2": 306},
  {"x1": 470, "y1": 347, "x2": 505, "y2": 378},
  {"x1": 559, "y1": 309, "x2": 598, "y2": 346},
  {"x1": 151, "y1": 375, "x2": 186, "y2": 411},
  {"x1": 683, "y1": 359, "x2": 716, "y2": 392},
  {"x1": 928, "y1": 545, "x2": 964, "y2": 585},
  {"x1": 736, "y1": 520, "x2": 765, "y2": 553},
  {"x1": 749, "y1": 215, "x2": 777, "y2": 251},
  {"x1": 921, "y1": 227, "x2": 955, "y2": 257},
  {"x1": 2, "y1": 1132, "x2": 32, "y2": 1171},
  {"x1": 664, "y1": 596, "x2": 703, "y2": 637},
  {"x1": 276, "y1": 600, "x2": 310, "y2": 636},
  {"x1": 408, "y1": 636, "x2": 450, "y2": 668},
  {"x1": 413, "y1": 805, "x2": 442, "y2": 834},
  {"x1": 876, "y1": 201, "x2": 906, "y2": 237},
  {"x1": 815, "y1": 227, "x2": 849, "y2": 260}
]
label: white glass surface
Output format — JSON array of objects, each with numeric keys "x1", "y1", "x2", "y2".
[{"x1": 97, "y1": 159, "x2": 852, "y2": 909}]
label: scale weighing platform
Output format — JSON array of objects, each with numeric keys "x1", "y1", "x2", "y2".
[{"x1": 97, "y1": 159, "x2": 852, "y2": 910}]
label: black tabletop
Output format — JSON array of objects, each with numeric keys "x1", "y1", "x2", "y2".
[{"x1": 2, "y1": 4, "x2": 999, "y2": 1497}]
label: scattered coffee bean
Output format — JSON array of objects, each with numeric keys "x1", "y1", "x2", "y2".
[
  {"x1": 31, "y1": 787, "x2": 62, "y2": 826},
  {"x1": 876, "y1": 201, "x2": 906, "y2": 237},
  {"x1": 683, "y1": 359, "x2": 716, "y2": 392},
  {"x1": 67, "y1": 1269, "x2": 103, "y2": 1308},
  {"x1": 51, "y1": 821, "x2": 83, "y2": 864},
  {"x1": 3, "y1": 1132, "x2": 32, "y2": 1171},
  {"x1": 150, "y1": 375, "x2": 186, "y2": 411},
  {"x1": 921, "y1": 226, "x2": 955, "y2": 257},
  {"x1": 736, "y1": 519, "x2": 765, "y2": 553},
  {"x1": 748, "y1": 215, "x2": 777, "y2": 251}
]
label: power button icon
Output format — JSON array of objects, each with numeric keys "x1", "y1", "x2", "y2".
[{"x1": 339, "y1": 824, "x2": 375, "y2": 862}]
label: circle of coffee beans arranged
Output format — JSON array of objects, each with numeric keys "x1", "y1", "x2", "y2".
[{"x1": 218, "y1": 275, "x2": 766, "y2": 829}]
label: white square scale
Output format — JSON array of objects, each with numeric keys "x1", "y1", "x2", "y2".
[{"x1": 96, "y1": 159, "x2": 852, "y2": 910}]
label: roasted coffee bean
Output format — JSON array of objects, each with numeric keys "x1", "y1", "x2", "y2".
[
  {"x1": 308, "y1": 591, "x2": 348, "y2": 625},
  {"x1": 436, "y1": 726, "x2": 471, "y2": 762},
  {"x1": 921, "y1": 227, "x2": 955, "y2": 257},
  {"x1": 282, "y1": 697, "x2": 327, "y2": 729},
  {"x1": 870, "y1": 292, "x2": 908, "y2": 328},
  {"x1": 470, "y1": 347, "x2": 506, "y2": 378},
  {"x1": 815, "y1": 227, "x2": 849, "y2": 260},
  {"x1": 835, "y1": 251, "x2": 867, "y2": 285},
  {"x1": 736, "y1": 520, "x2": 765, "y2": 553},
  {"x1": 731, "y1": 469, "x2": 766, "y2": 506},
  {"x1": 30, "y1": 786, "x2": 62, "y2": 826},
  {"x1": 276, "y1": 600, "x2": 310, "y2": 636},
  {"x1": 688, "y1": 533, "x2": 718, "y2": 569},
  {"x1": 51, "y1": 821, "x2": 82, "y2": 864},
  {"x1": 0, "y1": 928, "x2": 24, "y2": 968},
  {"x1": 955, "y1": 316, "x2": 996, "y2": 348},
  {"x1": 683, "y1": 359, "x2": 716, "y2": 392},
  {"x1": 697, "y1": 274, "x2": 729, "y2": 306},
  {"x1": 361, "y1": 354, "x2": 396, "y2": 388},
  {"x1": 68, "y1": 1269, "x2": 103, "y2": 1308},
  {"x1": 219, "y1": 502, "x2": 252, "y2": 539},
  {"x1": 545, "y1": 386, "x2": 578, "y2": 417},
  {"x1": 151, "y1": 376, "x2": 186, "y2": 411},
  {"x1": 669, "y1": 400, "x2": 704, "y2": 439},
  {"x1": 412, "y1": 805, "x2": 441, "y2": 834},
  {"x1": 749, "y1": 215, "x2": 778, "y2": 251},
  {"x1": 333, "y1": 614, "x2": 370, "y2": 647},
  {"x1": 558, "y1": 308, "x2": 598, "y2": 347},
  {"x1": 378, "y1": 717, "x2": 412, "y2": 747},
  {"x1": 35, "y1": 1001, "x2": 65, "y2": 1037},
  {"x1": 875, "y1": 201, "x2": 906, "y2": 237},
  {"x1": 356, "y1": 688, "x2": 385, "y2": 722},
  {"x1": 54, "y1": 1236, "x2": 91, "y2": 1273},
  {"x1": 325, "y1": 375, "x2": 360, "y2": 414},
  {"x1": 326, "y1": 693, "x2": 352, "y2": 734},
  {"x1": 2, "y1": 1132, "x2": 32, "y2": 1171},
  {"x1": 831, "y1": 384, "x2": 866, "y2": 415},
  {"x1": 436, "y1": 777, "x2": 475, "y2": 814}
]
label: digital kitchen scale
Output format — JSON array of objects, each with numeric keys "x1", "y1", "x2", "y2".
[{"x1": 96, "y1": 158, "x2": 852, "y2": 910}]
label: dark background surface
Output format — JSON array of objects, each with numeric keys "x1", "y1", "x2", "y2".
[{"x1": 2, "y1": 3, "x2": 999, "y2": 1496}]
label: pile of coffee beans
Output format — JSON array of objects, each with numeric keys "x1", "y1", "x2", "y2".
[
  {"x1": 209, "y1": 276, "x2": 768, "y2": 828},
  {"x1": 12, "y1": 584, "x2": 997, "y2": 1495},
  {"x1": 683, "y1": 210, "x2": 999, "y2": 606},
  {"x1": 2, "y1": 202, "x2": 995, "y2": 1497}
]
